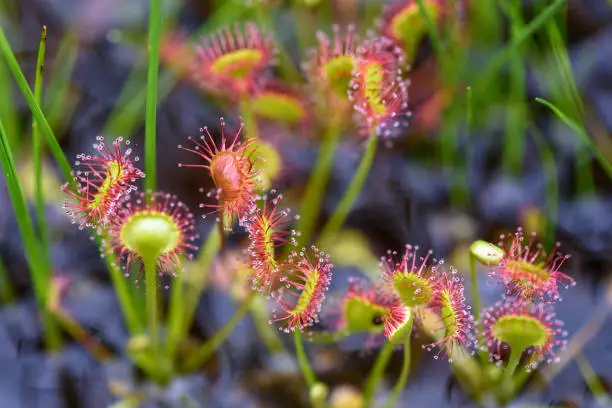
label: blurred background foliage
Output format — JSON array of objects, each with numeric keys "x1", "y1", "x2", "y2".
[{"x1": 2, "y1": 0, "x2": 612, "y2": 407}]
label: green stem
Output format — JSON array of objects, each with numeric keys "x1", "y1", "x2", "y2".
[
  {"x1": 144, "y1": 0, "x2": 163, "y2": 194},
  {"x1": 363, "y1": 341, "x2": 395, "y2": 406},
  {"x1": 319, "y1": 133, "x2": 378, "y2": 241},
  {"x1": 503, "y1": 349, "x2": 521, "y2": 388},
  {"x1": 383, "y1": 334, "x2": 412, "y2": 408},
  {"x1": 239, "y1": 97, "x2": 258, "y2": 139},
  {"x1": 144, "y1": 256, "x2": 159, "y2": 353},
  {"x1": 468, "y1": 254, "x2": 481, "y2": 322},
  {"x1": 0, "y1": 118, "x2": 61, "y2": 350},
  {"x1": 102, "y1": 237, "x2": 143, "y2": 334},
  {"x1": 294, "y1": 329, "x2": 317, "y2": 389},
  {"x1": 33, "y1": 25, "x2": 51, "y2": 268},
  {"x1": 184, "y1": 291, "x2": 255, "y2": 372},
  {"x1": 296, "y1": 123, "x2": 341, "y2": 246},
  {"x1": 0, "y1": 26, "x2": 74, "y2": 187}
]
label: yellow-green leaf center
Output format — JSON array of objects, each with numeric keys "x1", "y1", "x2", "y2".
[
  {"x1": 210, "y1": 49, "x2": 264, "y2": 79},
  {"x1": 120, "y1": 212, "x2": 180, "y2": 260}
]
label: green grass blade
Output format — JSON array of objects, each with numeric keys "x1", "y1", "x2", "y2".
[
  {"x1": 43, "y1": 32, "x2": 79, "y2": 135},
  {"x1": 0, "y1": 26, "x2": 74, "y2": 187},
  {"x1": 0, "y1": 57, "x2": 20, "y2": 153},
  {"x1": 0, "y1": 117, "x2": 61, "y2": 349},
  {"x1": 0, "y1": 256, "x2": 16, "y2": 304},
  {"x1": 501, "y1": 0, "x2": 527, "y2": 174},
  {"x1": 529, "y1": 126, "x2": 558, "y2": 251},
  {"x1": 33, "y1": 25, "x2": 51, "y2": 268},
  {"x1": 144, "y1": 0, "x2": 164, "y2": 193},
  {"x1": 477, "y1": 0, "x2": 567, "y2": 90},
  {"x1": 535, "y1": 97, "x2": 612, "y2": 181},
  {"x1": 415, "y1": 0, "x2": 444, "y2": 57}
]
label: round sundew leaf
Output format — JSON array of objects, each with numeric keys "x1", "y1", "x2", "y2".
[
  {"x1": 493, "y1": 315, "x2": 548, "y2": 353},
  {"x1": 323, "y1": 54, "x2": 356, "y2": 95},
  {"x1": 251, "y1": 91, "x2": 306, "y2": 124},
  {"x1": 505, "y1": 260, "x2": 550, "y2": 283},
  {"x1": 209, "y1": 151, "x2": 245, "y2": 197},
  {"x1": 120, "y1": 212, "x2": 180, "y2": 260},
  {"x1": 390, "y1": 2, "x2": 440, "y2": 49},
  {"x1": 470, "y1": 240, "x2": 505, "y2": 265},
  {"x1": 392, "y1": 273, "x2": 434, "y2": 307},
  {"x1": 209, "y1": 49, "x2": 264, "y2": 79},
  {"x1": 342, "y1": 297, "x2": 387, "y2": 333},
  {"x1": 245, "y1": 140, "x2": 281, "y2": 190}
]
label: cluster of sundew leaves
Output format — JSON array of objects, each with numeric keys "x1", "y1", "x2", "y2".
[
  {"x1": 62, "y1": 137, "x2": 200, "y2": 283},
  {"x1": 320, "y1": 245, "x2": 475, "y2": 355},
  {"x1": 475, "y1": 228, "x2": 575, "y2": 369},
  {"x1": 160, "y1": 9, "x2": 429, "y2": 143},
  {"x1": 319, "y1": 227, "x2": 576, "y2": 370},
  {"x1": 176, "y1": 117, "x2": 335, "y2": 333}
]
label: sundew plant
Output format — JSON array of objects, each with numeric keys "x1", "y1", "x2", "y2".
[{"x1": 1, "y1": 0, "x2": 612, "y2": 407}]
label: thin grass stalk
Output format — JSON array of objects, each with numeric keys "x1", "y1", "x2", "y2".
[
  {"x1": 0, "y1": 118, "x2": 62, "y2": 349},
  {"x1": 475, "y1": 0, "x2": 568, "y2": 93},
  {"x1": 290, "y1": 0, "x2": 316, "y2": 54},
  {"x1": 363, "y1": 340, "x2": 395, "y2": 406},
  {"x1": 253, "y1": 4, "x2": 301, "y2": 82},
  {"x1": 529, "y1": 126, "x2": 559, "y2": 251},
  {"x1": 296, "y1": 122, "x2": 341, "y2": 246},
  {"x1": 319, "y1": 133, "x2": 377, "y2": 241},
  {"x1": 415, "y1": 0, "x2": 444, "y2": 58},
  {"x1": 501, "y1": 0, "x2": 527, "y2": 174},
  {"x1": 535, "y1": 98, "x2": 612, "y2": 180},
  {"x1": 184, "y1": 290, "x2": 256, "y2": 372},
  {"x1": 0, "y1": 257, "x2": 15, "y2": 304},
  {"x1": 101, "y1": 238, "x2": 143, "y2": 334},
  {"x1": 250, "y1": 295, "x2": 286, "y2": 354},
  {"x1": 0, "y1": 26, "x2": 74, "y2": 187},
  {"x1": 43, "y1": 32, "x2": 79, "y2": 133},
  {"x1": 0, "y1": 56, "x2": 19, "y2": 153},
  {"x1": 575, "y1": 352, "x2": 612, "y2": 406},
  {"x1": 33, "y1": 25, "x2": 51, "y2": 267},
  {"x1": 144, "y1": 0, "x2": 163, "y2": 194},
  {"x1": 540, "y1": 9, "x2": 594, "y2": 195},
  {"x1": 167, "y1": 227, "x2": 221, "y2": 358}
]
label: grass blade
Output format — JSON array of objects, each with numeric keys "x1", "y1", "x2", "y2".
[
  {"x1": 0, "y1": 117, "x2": 61, "y2": 349},
  {"x1": 0, "y1": 26, "x2": 74, "y2": 187},
  {"x1": 144, "y1": 0, "x2": 163, "y2": 193},
  {"x1": 535, "y1": 97, "x2": 612, "y2": 180},
  {"x1": 33, "y1": 25, "x2": 51, "y2": 268}
]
